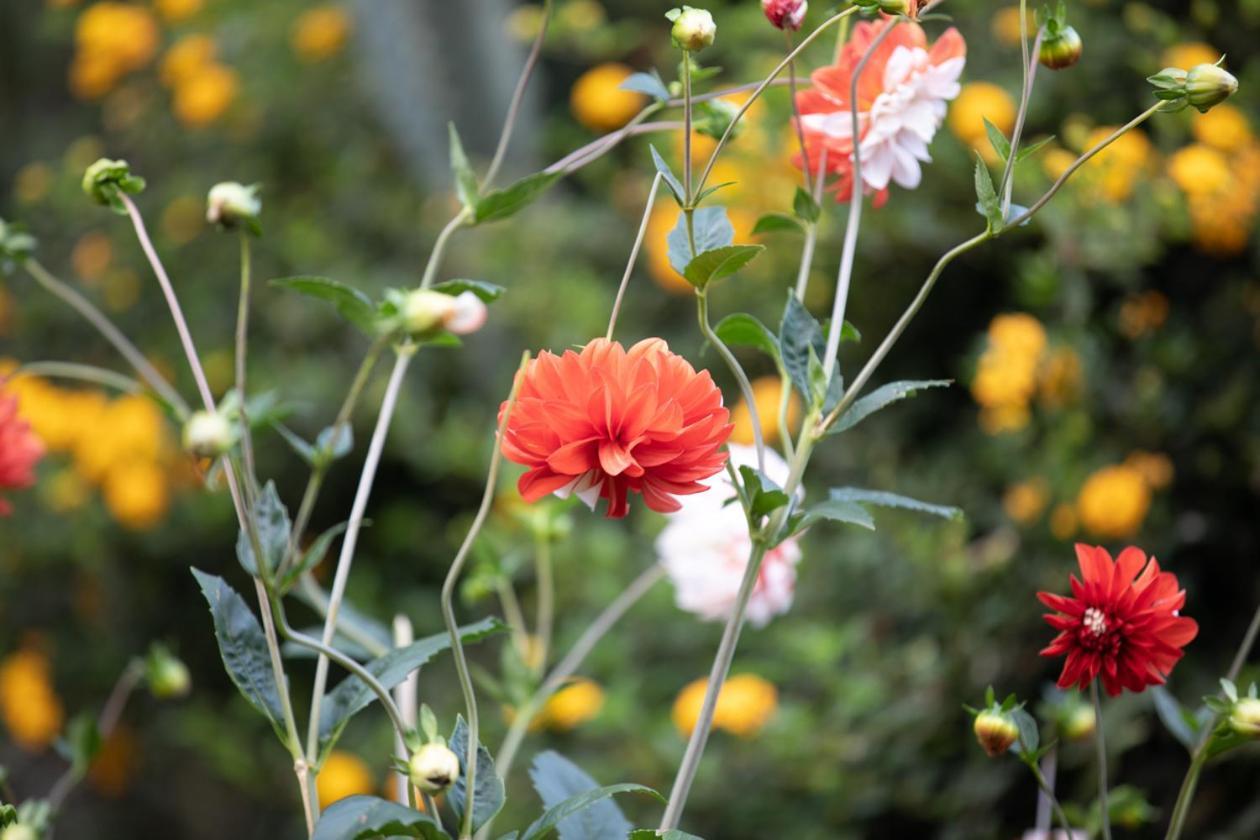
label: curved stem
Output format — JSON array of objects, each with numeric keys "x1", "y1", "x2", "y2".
[
  {"x1": 305, "y1": 349, "x2": 414, "y2": 762},
  {"x1": 998, "y1": 3, "x2": 1042, "y2": 216},
  {"x1": 441, "y1": 351, "x2": 529, "y2": 839},
  {"x1": 1092, "y1": 680, "x2": 1112, "y2": 840},
  {"x1": 296, "y1": 573, "x2": 390, "y2": 658},
  {"x1": 22, "y1": 258, "x2": 188, "y2": 416},
  {"x1": 15, "y1": 361, "x2": 143, "y2": 395},
  {"x1": 696, "y1": 289, "x2": 765, "y2": 474},
  {"x1": 606, "y1": 172, "x2": 663, "y2": 341},
  {"x1": 420, "y1": 210, "x2": 471, "y2": 289},
  {"x1": 793, "y1": 144, "x2": 829, "y2": 302},
  {"x1": 1026, "y1": 757, "x2": 1075, "y2": 836},
  {"x1": 482, "y1": 0, "x2": 553, "y2": 190}
]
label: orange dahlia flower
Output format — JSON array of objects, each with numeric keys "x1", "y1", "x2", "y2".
[
  {"x1": 1038, "y1": 544, "x2": 1198, "y2": 697},
  {"x1": 500, "y1": 338, "x2": 732, "y2": 519},
  {"x1": 0, "y1": 391, "x2": 45, "y2": 515}
]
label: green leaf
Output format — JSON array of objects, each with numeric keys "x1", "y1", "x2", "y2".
[
  {"x1": 1015, "y1": 135, "x2": 1056, "y2": 163},
  {"x1": 682, "y1": 244, "x2": 764, "y2": 289},
  {"x1": 826, "y1": 379, "x2": 952, "y2": 435},
  {"x1": 474, "y1": 172, "x2": 562, "y2": 224},
  {"x1": 649, "y1": 145, "x2": 686, "y2": 205},
  {"x1": 628, "y1": 831, "x2": 705, "y2": 840},
  {"x1": 318, "y1": 618, "x2": 505, "y2": 760},
  {"x1": 526, "y1": 751, "x2": 633, "y2": 840},
  {"x1": 235, "y1": 481, "x2": 291, "y2": 577},
  {"x1": 973, "y1": 154, "x2": 1003, "y2": 231},
  {"x1": 1009, "y1": 707, "x2": 1040, "y2": 756},
  {"x1": 271, "y1": 276, "x2": 377, "y2": 333},
  {"x1": 63, "y1": 712, "x2": 102, "y2": 775},
  {"x1": 315, "y1": 423, "x2": 353, "y2": 462},
  {"x1": 620, "y1": 71, "x2": 670, "y2": 102},
  {"x1": 828, "y1": 488, "x2": 963, "y2": 521},
  {"x1": 1151, "y1": 687, "x2": 1200, "y2": 751},
  {"x1": 449, "y1": 123, "x2": 480, "y2": 211},
  {"x1": 739, "y1": 465, "x2": 791, "y2": 521},
  {"x1": 279, "y1": 520, "x2": 349, "y2": 590},
  {"x1": 793, "y1": 186, "x2": 821, "y2": 223},
  {"x1": 713, "y1": 313, "x2": 781, "y2": 363},
  {"x1": 432, "y1": 279, "x2": 505, "y2": 302},
  {"x1": 778, "y1": 293, "x2": 840, "y2": 410},
  {"x1": 983, "y1": 118, "x2": 1010, "y2": 161},
  {"x1": 695, "y1": 181, "x2": 736, "y2": 204},
  {"x1": 190, "y1": 569, "x2": 288, "y2": 741},
  {"x1": 449, "y1": 716, "x2": 506, "y2": 833},
  {"x1": 667, "y1": 207, "x2": 733, "y2": 274},
  {"x1": 312, "y1": 795, "x2": 448, "y2": 840},
  {"x1": 521, "y1": 784, "x2": 663, "y2": 840},
  {"x1": 273, "y1": 423, "x2": 317, "y2": 465},
  {"x1": 751, "y1": 213, "x2": 803, "y2": 235},
  {"x1": 796, "y1": 498, "x2": 875, "y2": 532}
]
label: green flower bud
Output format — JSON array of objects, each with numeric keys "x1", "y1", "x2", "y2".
[
  {"x1": 1185, "y1": 62, "x2": 1239, "y2": 113},
  {"x1": 1230, "y1": 696, "x2": 1260, "y2": 738},
  {"x1": 206, "y1": 182, "x2": 262, "y2": 233},
  {"x1": 667, "y1": 7, "x2": 716, "y2": 52},
  {"x1": 401, "y1": 289, "x2": 487, "y2": 337},
  {"x1": 0, "y1": 218, "x2": 37, "y2": 266},
  {"x1": 146, "y1": 645, "x2": 192, "y2": 699},
  {"x1": 973, "y1": 709, "x2": 1019, "y2": 757},
  {"x1": 877, "y1": 0, "x2": 909, "y2": 15},
  {"x1": 82, "y1": 158, "x2": 146, "y2": 213},
  {"x1": 408, "y1": 743, "x2": 461, "y2": 794},
  {"x1": 1039, "y1": 25, "x2": 1083, "y2": 70},
  {"x1": 182, "y1": 410, "x2": 236, "y2": 458},
  {"x1": 1, "y1": 824, "x2": 38, "y2": 840},
  {"x1": 1062, "y1": 704, "x2": 1096, "y2": 741}
]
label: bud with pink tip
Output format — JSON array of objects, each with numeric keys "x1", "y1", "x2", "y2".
[{"x1": 761, "y1": 0, "x2": 806, "y2": 31}]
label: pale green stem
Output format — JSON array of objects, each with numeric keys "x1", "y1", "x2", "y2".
[
  {"x1": 496, "y1": 577, "x2": 530, "y2": 656},
  {"x1": 682, "y1": 49, "x2": 694, "y2": 203},
  {"x1": 998, "y1": 0, "x2": 1042, "y2": 216},
  {"x1": 606, "y1": 172, "x2": 664, "y2": 341},
  {"x1": 419, "y1": 210, "x2": 471, "y2": 290},
  {"x1": 1093, "y1": 680, "x2": 1112, "y2": 840},
  {"x1": 696, "y1": 289, "x2": 765, "y2": 475},
  {"x1": 441, "y1": 351, "x2": 529, "y2": 840},
  {"x1": 1025, "y1": 755, "x2": 1074, "y2": 836},
  {"x1": 296, "y1": 573, "x2": 390, "y2": 658},
  {"x1": 16, "y1": 362, "x2": 142, "y2": 395},
  {"x1": 784, "y1": 28, "x2": 811, "y2": 187},
  {"x1": 392, "y1": 615, "x2": 419, "y2": 806},
  {"x1": 534, "y1": 530, "x2": 554, "y2": 671},
  {"x1": 235, "y1": 232, "x2": 258, "y2": 500},
  {"x1": 483, "y1": 0, "x2": 553, "y2": 190}
]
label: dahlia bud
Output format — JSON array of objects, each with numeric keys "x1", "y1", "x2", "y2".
[
  {"x1": 973, "y1": 709, "x2": 1020, "y2": 757},
  {"x1": 206, "y1": 182, "x2": 262, "y2": 233},
  {"x1": 1062, "y1": 704, "x2": 1096, "y2": 741},
  {"x1": 182, "y1": 410, "x2": 236, "y2": 457},
  {"x1": 1185, "y1": 62, "x2": 1239, "y2": 113},
  {"x1": 408, "y1": 743, "x2": 461, "y2": 794},
  {"x1": 667, "y1": 6, "x2": 716, "y2": 52},
  {"x1": 1038, "y1": 25, "x2": 1082, "y2": 70},
  {"x1": 1230, "y1": 696, "x2": 1260, "y2": 739},
  {"x1": 401, "y1": 289, "x2": 487, "y2": 337},
  {"x1": 0, "y1": 218, "x2": 37, "y2": 265},
  {"x1": 1, "y1": 825, "x2": 37, "y2": 840},
  {"x1": 761, "y1": 0, "x2": 807, "y2": 31},
  {"x1": 146, "y1": 644, "x2": 192, "y2": 699},
  {"x1": 877, "y1": 0, "x2": 909, "y2": 15},
  {"x1": 82, "y1": 158, "x2": 145, "y2": 211}
]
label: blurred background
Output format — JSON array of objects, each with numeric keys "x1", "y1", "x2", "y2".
[{"x1": 2, "y1": 0, "x2": 1259, "y2": 837}]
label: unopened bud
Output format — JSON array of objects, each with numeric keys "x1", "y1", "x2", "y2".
[
  {"x1": 1039, "y1": 25, "x2": 1083, "y2": 70},
  {"x1": 973, "y1": 709, "x2": 1019, "y2": 757},
  {"x1": 207, "y1": 182, "x2": 262, "y2": 232},
  {"x1": 82, "y1": 158, "x2": 146, "y2": 212},
  {"x1": 761, "y1": 0, "x2": 807, "y2": 31},
  {"x1": 877, "y1": 0, "x2": 909, "y2": 15},
  {"x1": 1185, "y1": 62, "x2": 1239, "y2": 113},
  {"x1": 183, "y1": 410, "x2": 235, "y2": 457},
  {"x1": 408, "y1": 743, "x2": 460, "y2": 794},
  {"x1": 146, "y1": 645, "x2": 192, "y2": 699},
  {"x1": 667, "y1": 6, "x2": 716, "y2": 52},
  {"x1": 402, "y1": 289, "x2": 487, "y2": 337},
  {"x1": 1, "y1": 825, "x2": 38, "y2": 840},
  {"x1": 0, "y1": 218, "x2": 37, "y2": 264},
  {"x1": 1062, "y1": 704, "x2": 1096, "y2": 741},
  {"x1": 1231, "y1": 697, "x2": 1260, "y2": 738}
]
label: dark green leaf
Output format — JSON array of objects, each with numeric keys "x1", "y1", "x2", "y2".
[
  {"x1": 796, "y1": 498, "x2": 875, "y2": 531},
  {"x1": 270, "y1": 276, "x2": 377, "y2": 333},
  {"x1": 695, "y1": 181, "x2": 736, "y2": 203},
  {"x1": 432, "y1": 279, "x2": 505, "y2": 303},
  {"x1": 973, "y1": 154, "x2": 1002, "y2": 231},
  {"x1": 628, "y1": 831, "x2": 705, "y2": 839},
  {"x1": 793, "y1": 186, "x2": 821, "y2": 223},
  {"x1": 682, "y1": 244, "x2": 763, "y2": 289},
  {"x1": 826, "y1": 379, "x2": 952, "y2": 435},
  {"x1": 1010, "y1": 708, "x2": 1040, "y2": 756},
  {"x1": 273, "y1": 423, "x2": 317, "y2": 465},
  {"x1": 778, "y1": 293, "x2": 839, "y2": 409},
  {"x1": 1151, "y1": 687, "x2": 1199, "y2": 751},
  {"x1": 828, "y1": 488, "x2": 963, "y2": 521},
  {"x1": 312, "y1": 795, "x2": 448, "y2": 840},
  {"x1": 527, "y1": 751, "x2": 633, "y2": 840},
  {"x1": 713, "y1": 313, "x2": 780, "y2": 363},
  {"x1": 521, "y1": 782, "x2": 661, "y2": 840},
  {"x1": 235, "y1": 481, "x2": 291, "y2": 577},
  {"x1": 449, "y1": 123, "x2": 480, "y2": 211},
  {"x1": 983, "y1": 118, "x2": 1010, "y2": 161},
  {"x1": 620, "y1": 71, "x2": 670, "y2": 102},
  {"x1": 1015, "y1": 135, "x2": 1056, "y2": 163},
  {"x1": 751, "y1": 213, "x2": 803, "y2": 235},
  {"x1": 449, "y1": 716, "x2": 505, "y2": 833},
  {"x1": 280, "y1": 521, "x2": 349, "y2": 590},
  {"x1": 739, "y1": 465, "x2": 791, "y2": 521},
  {"x1": 649, "y1": 145, "x2": 686, "y2": 205},
  {"x1": 474, "y1": 172, "x2": 562, "y2": 224},
  {"x1": 190, "y1": 569, "x2": 287, "y2": 741},
  {"x1": 667, "y1": 207, "x2": 733, "y2": 274},
  {"x1": 63, "y1": 713, "x2": 102, "y2": 775}
]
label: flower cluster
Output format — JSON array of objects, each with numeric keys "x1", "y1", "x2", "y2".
[
  {"x1": 971, "y1": 313, "x2": 1082, "y2": 434},
  {"x1": 292, "y1": 5, "x2": 352, "y2": 63},
  {"x1": 1167, "y1": 105, "x2": 1260, "y2": 255},
  {"x1": 159, "y1": 35, "x2": 239, "y2": 128},
  {"x1": 68, "y1": 2, "x2": 159, "y2": 100}
]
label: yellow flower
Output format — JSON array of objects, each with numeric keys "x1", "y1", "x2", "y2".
[
  {"x1": 1041, "y1": 147, "x2": 1077, "y2": 181},
  {"x1": 1161, "y1": 42, "x2": 1220, "y2": 71},
  {"x1": 570, "y1": 63, "x2": 646, "y2": 133},
  {"x1": 1038, "y1": 347, "x2": 1082, "y2": 408},
  {"x1": 0, "y1": 647, "x2": 65, "y2": 752},
  {"x1": 731, "y1": 376, "x2": 800, "y2": 446},
  {"x1": 1125, "y1": 450, "x2": 1174, "y2": 490},
  {"x1": 1049, "y1": 503, "x2": 1077, "y2": 540},
  {"x1": 506, "y1": 4, "x2": 546, "y2": 42},
  {"x1": 672, "y1": 674, "x2": 777, "y2": 738},
  {"x1": 1167, "y1": 144, "x2": 1231, "y2": 196},
  {"x1": 991, "y1": 6, "x2": 1034, "y2": 47},
  {"x1": 978, "y1": 404, "x2": 1030, "y2": 435},
  {"x1": 559, "y1": 0, "x2": 606, "y2": 31},
  {"x1": 154, "y1": 0, "x2": 202, "y2": 23},
  {"x1": 69, "y1": 50, "x2": 124, "y2": 101},
  {"x1": 317, "y1": 751, "x2": 375, "y2": 809},
  {"x1": 1083, "y1": 127, "x2": 1154, "y2": 202},
  {"x1": 539, "y1": 678, "x2": 605, "y2": 731},
  {"x1": 292, "y1": 6, "x2": 352, "y2": 63},
  {"x1": 1003, "y1": 479, "x2": 1048, "y2": 525},
  {"x1": 949, "y1": 82, "x2": 1016, "y2": 162},
  {"x1": 1077, "y1": 465, "x2": 1151, "y2": 538},
  {"x1": 1117, "y1": 291, "x2": 1169, "y2": 340},
  {"x1": 75, "y1": 3, "x2": 159, "y2": 76},
  {"x1": 160, "y1": 35, "x2": 217, "y2": 88},
  {"x1": 987, "y1": 313, "x2": 1046, "y2": 360},
  {"x1": 173, "y1": 63, "x2": 238, "y2": 127},
  {"x1": 1192, "y1": 104, "x2": 1252, "y2": 153},
  {"x1": 103, "y1": 460, "x2": 170, "y2": 530},
  {"x1": 74, "y1": 393, "x2": 167, "y2": 482}
]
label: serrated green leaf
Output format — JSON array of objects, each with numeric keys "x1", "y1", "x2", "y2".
[
  {"x1": 527, "y1": 751, "x2": 634, "y2": 840},
  {"x1": 713, "y1": 313, "x2": 780, "y2": 363},
  {"x1": 432, "y1": 279, "x2": 505, "y2": 302},
  {"x1": 778, "y1": 293, "x2": 840, "y2": 410},
  {"x1": 312, "y1": 796, "x2": 448, "y2": 840},
  {"x1": 1015, "y1": 135, "x2": 1056, "y2": 163},
  {"x1": 1010, "y1": 707, "x2": 1040, "y2": 756},
  {"x1": 739, "y1": 465, "x2": 791, "y2": 521},
  {"x1": 793, "y1": 186, "x2": 821, "y2": 223},
  {"x1": 449, "y1": 716, "x2": 505, "y2": 833},
  {"x1": 190, "y1": 569, "x2": 288, "y2": 742},
  {"x1": 474, "y1": 172, "x2": 561, "y2": 224},
  {"x1": 650, "y1": 145, "x2": 686, "y2": 205},
  {"x1": 667, "y1": 206, "x2": 733, "y2": 274},
  {"x1": 280, "y1": 520, "x2": 349, "y2": 590},
  {"x1": 828, "y1": 488, "x2": 963, "y2": 521},
  {"x1": 682, "y1": 244, "x2": 763, "y2": 288},
  {"x1": 983, "y1": 118, "x2": 1010, "y2": 161},
  {"x1": 449, "y1": 123, "x2": 480, "y2": 211},
  {"x1": 271, "y1": 276, "x2": 377, "y2": 333},
  {"x1": 752, "y1": 213, "x2": 804, "y2": 235},
  {"x1": 796, "y1": 498, "x2": 875, "y2": 531},
  {"x1": 973, "y1": 154, "x2": 1002, "y2": 231},
  {"x1": 826, "y1": 379, "x2": 952, "y2": 435},
  {"x1": 520, "y1": 782, "x2": 662, "y2": 840},
  {"x1": 235, "y1": 481, "x2": 291, "y2": 577},
  {"x1": 620, "y1": 71, "x2": 670, "y2": 102}
]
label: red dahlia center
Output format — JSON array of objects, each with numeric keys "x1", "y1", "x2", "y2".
[{"x1": 1078, "y1": 606, "x2": 1121, "y2": 654}]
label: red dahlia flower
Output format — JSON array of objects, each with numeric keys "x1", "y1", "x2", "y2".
[
  {"x1": 0, "y1": 391, "x2": 44, "y2": 515},
  {"x1": 1039, "y1": 544, "x2": 1198, "y2": 697},
  {"x1": 500, "y1": 338, "x2": 732, "y2": 519}
]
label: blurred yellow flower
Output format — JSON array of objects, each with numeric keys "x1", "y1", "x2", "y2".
[
  {"x1": 292, "y1": 6, "x2": 352, "y2": 63},
  {"x1": 991, "y1": 6, "x2": 1034, "y2": 46},
  {"x1": 154, "y1": 0, "x2": 202, "y2": 23},
  {"x1": 1003, "y1": 479, "x2": 1047, "y2": 525},
  {"x1": 1041, "y1": 147, "x2": 1077, "y2": 181},
  {"x1": 987, "y1": 313, "x2": 1046, "y2": 359},
  {"x1": 539, "y1": 678, "x2": 605, "y2": 731},
  {"x1": 44, "y1": 468, "x2": 92, "y2": 512},
  {"x1": 1038, "y1": 346, "x2": 1082, "y2": 409},
  {"x1": 173, "y1": 63, "x2": 238, "y2": 127},
  {"x1": 1077, "y1": 465, "x2": 1150, "y2": 538},
  {"x1": 160, "y1": 35, "x2": 217, "y2": 88},
  {"x1": 506, "y1": 4, "x2": 545, "y2": 41},
  {"x1": 1125, "y1": 450, "x2": 1174, "y2": 490},
  {"x1": 71, "y1": 231, "x2": 113, "y2": 282},
  {"x1": 74, "y1": 393, "x2": 167, "y2": 482},
  {"x1": 69, "y1": 51, "x2": 123, "y2": 101},
  {"x1": 103, "y1": 460, "x2": 170, "y2": 530},
  {"x1": 731, "y1": 376, "x2": 799, "y2": 446},
  {"x1": 0, "y1": 646, "x2": 64, "y2": 752},
  {"x1": 88, "y1": 724, "x2": 138, "y2": 797},
  {"x1": 973, "y1": 314, "x2": 1047, "y2": 434},
  {"x1": 70, "y1": 2, "x2": 159, "y2": 99},
  {"x1": 948, "y1": 82, "x2": 1016, "y2": 162},
  {"x1": 1161, "y1": 42, "x2": 1220, "y2": 70},
  {"x1": 1049, "y1": 502, "x2": 1077, "y2": 540},
  {"x1": 1168, "y1": 144, "x2": 1231, "y2": 196},
  {"x1": 1192, "y1": 104, "x2": 1252, "y2": 153},
  {"x1": 14, "y1": 162, "x2": 53, "y2": 205},
  {"x1": 1118, "y1": 291, "x2": 1169, "y2": 340},
  {"x1": 559, "y1": 0, "x2": 606, "y2": 31},
  {"x1": 672, "y1": 673, "x2": 777, "y2": 738},
  {"x1": 1083, "y1": 127, "x2": 1154, "y2": 203},
  {"x1": 317, "y1": 751, "x2": 375, "y2": 809},
  {"x1": 570, "y1": 63, "x2": 646, "y2": 133}
]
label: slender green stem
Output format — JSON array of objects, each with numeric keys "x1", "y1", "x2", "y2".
[
  {"x1": 1092, "y1": 680, "x2": 1112, "y2": 840},
  {"x1": 16, "y1": 361, "x2": 142, "y2": 395},
  {"x1": 998, "y1": 1, "x2": 1042, "y2": 216},
  {"x1": 533, "y1": 530, "x2": 555, "y2": 672},
  {"x1": 392, "y1": 615, "x2": 419, "y2": 806},
  {"x1": 482, "y1": 0, "x2": 553, "y2": 190},
  {"x1": 1026, "y1": 756, "x2": 1075, "y2": 836},
  {"x1": 496, "y1": 577, "x2": 530, "y2": 656},
  {"x1": 296, "y1": 573, "x2": 390, "y2": 658},
  {"x1": 306, "y1": 348, "x2": 414, "y2": 763},
  {"x1": 47, "y1": 660, "x2": 143, "y2": 812},
  {"x1": 696, "y1": 289, "x2": 765, "y2": 474},
  {"x1": 235, "y1": 232, "x2": 258, "y2": 500},
  {"x1": 420, "y1": 210, "x2": 471, "y2": 289},
  {"x1": 441, "y1": 351, "x2": 529, "y2": 840},
  {"x1": 22, "y1": 257, "x2": 188, "y2": 416},
  {"x1": 785, "y1": 29, "x2": 810, "y2": 187},
  {"x1": 544, "y1": 113, "x2": 669, "y2": 175},
  {"x1": 682, "y1": 50, "x2": 694, "y2": 203},
  {"x1": 607, "y1": 172, "x2": 663, "y2": 341},
  {"x1": 793, "y1": 144, "x2": 829, "y2": 303}
]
